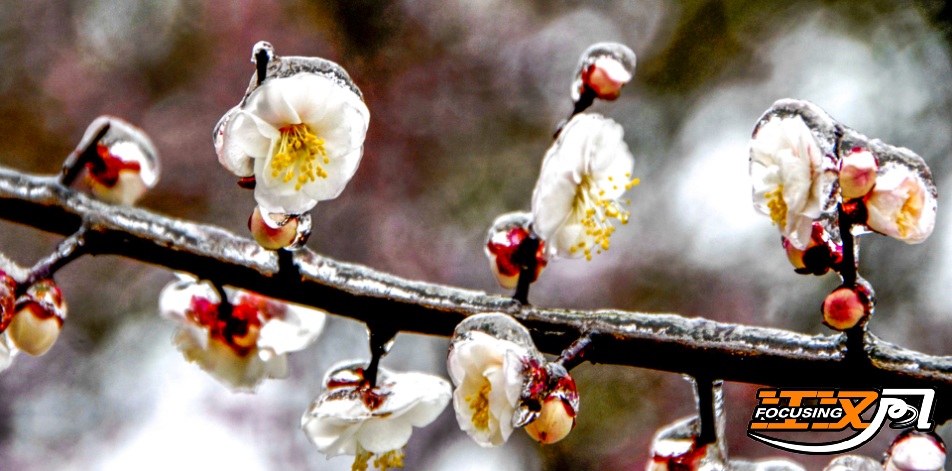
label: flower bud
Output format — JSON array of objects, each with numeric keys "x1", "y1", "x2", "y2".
[
  {"x1": 485, "y1": 212, "x2": 547, "y2": 290},
  {"x1": 822, "y1": 284, "x2": 872, "y2": 331},
  {"x1": 884, "y1": 431, "x2": 946, "y2": 471},
  {"x1": 840, "y1": 149, "x2": 878, "y2": 200},
  {"x1": 572, "y1": 42, "x2": 636, "y2": 102},
  {"x1": 7, "y1": 280, "x2": 66, "y2": 356},
  {"x1": 79, "y1": 116, "x2": 160, "y2": 206},
  {"x1": 250, "y1": 206, "x2": 303, "y2": 250},
  {"x1": 525, "y1": 395, "x2": 576, "y2": 445},
  {"x1": 0, "y1": 271, "x2": 16, "y2": 332}
]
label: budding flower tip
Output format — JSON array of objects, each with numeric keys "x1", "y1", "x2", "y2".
[
  {"x1": 524, "y1": 396, "x2": 576, "y2": 445},
  {"x1": 822, "y1": 286, "x2": 870, "y2": 331},
  {"x1": 250, "y1": 207, "x2": 299, "y2": 250}
]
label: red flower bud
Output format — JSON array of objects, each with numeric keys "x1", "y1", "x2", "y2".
[
  {"x1": 7, "y1": 280, "x2": 67, "y2": 356},
  {"x1": 822, "y1": 284, "x2": 872, "y2": 331}
]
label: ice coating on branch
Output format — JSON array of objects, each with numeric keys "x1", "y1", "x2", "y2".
[
  {"x1": 214, "y1": 42, "x2": 370, "y2": 216},
  {"x1": 571, "y1": 42, "x2": 636, "y2": 102},
  {"x1": 72, "y1": 116, "x2": 161, "y2": 206},
  {"x1": 484, "y1": 211, "x2": 547, "y2": 290},
  {"x1": 301, "y1": 360, "x2": 451, "y2": 470},
  {"x1": 158, "y1": 274, "x2": 326, "y2": 391}
]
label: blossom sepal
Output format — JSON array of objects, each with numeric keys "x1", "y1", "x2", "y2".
[
  {"x1": 485, "y1": 212, "x2": 547, "y2": 290},
  {"x1": 301, "y1": 360, "x2": 451, "y2": 469},
  {"x1": 571, "y1": 42, "x2": 636, "y2": 102},
  {"x1": 158, "y1": 274, "x2": 326, "y2": 391},
  {"x1": 783, "y1": 220, "x2": 843, "y2": 276},
  {"x1": 66, "y1": 116, "x2": 160, "y2": 206}
]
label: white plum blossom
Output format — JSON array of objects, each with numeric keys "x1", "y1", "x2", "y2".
[
  {"x1": 158, "y1": 274, "x2": 326, "y2": 391},
  {"x1": 750, "y1": 115, "x2": 837, "y2": 250},
  {"x1": 865, "y1": 167, "x2": 936, "y2": 244},
  {"x1": 217, "y1": 69, "x2": 370, "y2": 215},
  {"x1": 884, "y1": 432, "x2": 946, "y2": 471},
  {"x1": 301, "y1": 361, "x2": 451, "y2": 471},
  {"x1": 531, "y1": 113, "x2": 637, "y2": 260}
]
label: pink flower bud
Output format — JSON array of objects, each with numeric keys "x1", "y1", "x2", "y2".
[
  {"x1": 250, "y1": 206, "x2": 300, "y2": 250},
  {"x1": 485, "y1": 212, "x2": 547, "y2": 290},
  {"x1": 7, "y1": 280, "x2": 67, "y2": 356},
  {"x1": 822, "y1": 286, "x2": 870, "y2": 331},
  {"x1": 885, "y1": 431, "x2": 946, "y2": 471},
  {"x1": 840, "y1": 149, "x2": 878, "y2": 199},
  {"x1": 572, "y1": 42, "x2": 636, "y2": 103},
  {"x1": 582, "y1": 57, "x2": 632, "y2": 101},
  {"x1": 0, "y1": 271, "x2": 16, "y2": 332},
  {"x1": 525, "y1": 395, "x2": 576, "y2": 445},
  {"x1": 80, "y1": 117, "x2": 160, "y2": 206}
]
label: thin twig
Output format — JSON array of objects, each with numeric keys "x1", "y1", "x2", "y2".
[
  {"x1": 555, "y1": 334, "x2": 593, "y2": 371},
  {"x1": 1, "y1": 166, "x2": 952, "y2": 423}
]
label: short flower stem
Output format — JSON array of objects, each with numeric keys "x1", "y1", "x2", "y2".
[
  {"x1": 255, "y1": 49, "x2": 270, "y2": 86},
  {"x1": 512, "y1": 235, "x2": 541, "y2": 305},
  {"x1": 59, "y1": 124, "x2": 111, "y2": 187},
  {"x1": 24, "y1": 225, "x2": 90, "y2": 289},
  {"x1": 835, "y1": 205, "x2": 870, "y2": 361},
  {"x1": 554, "y1": 87, "x2": 597, "y2": 138},
  {"x1": 364, "y1": 323, "x2": 398, "y2": 389},
  {"x1": 211, "y1": 280, "x2": 234, "y2": 317},
  {"x1": 692, "y1": 376, "x2": 719, "y2": 447},
  {"x1": 555, "y1": 334, "x2": 593, "y2": 371}
]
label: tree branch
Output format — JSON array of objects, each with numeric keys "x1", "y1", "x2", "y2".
[{"x1": 2, "y1": 166, "x2": 952, "y2": 422}]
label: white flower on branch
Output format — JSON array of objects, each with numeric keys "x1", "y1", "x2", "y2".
[
  {"x1": 750, "y1": 115, "x2": 838, "y2": 251},
  {"x1": 884, "y1": 431, "x2": 946, "y2": 471},
  {"x1": 448, "y1": 313, "x2": 579, "y2": 447},
  {"x1": 301, "y1": 360, "x2": 451, "y2": 471},
  {"x1": 531, "y1": 113, "x2": 638, "y2": 261},
  {"x1": 158, "y1": 275, "x2": 326, "y2": 391},
  {"x1": 865, "y1": 166, "x2": 936, "y2": 244},
  {"x1": 216, "y1": 60, "x2": 370, "y2": 215},
  {"x1": 78, "y1": 116, "x2": 161, "y2": 206}
]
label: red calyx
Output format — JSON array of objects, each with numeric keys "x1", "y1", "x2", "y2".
[
  {"x1": 87, "y1": 144, "x2": 141, "y2": 188},
  {"x1": 487, "y1": 228, "x2": 548, "y2": 280}
]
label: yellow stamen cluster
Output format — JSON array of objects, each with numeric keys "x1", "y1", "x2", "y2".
[
  {"x1": 895, "y1": 192, "x2": 923, "y2": 238},
  {"x1": 373, "y1": 450, "x2": 405, "y2": 471},
  {"x1": 465, "y1": 381, "x2": 492, "y2": 431},
  {"x1": 269, "y1": 123, "x2": 328, "y2": 191},
  {"x1": 765, "y1": 185, "x2": 788, "y2": 229},
  {"x1": 352, "y1": 443, "x2": 405, "y2": 471},
  {"x1": 353, "y1": 444, "x2": 373, "y2": 471},
  {"x1": 569, "y1": 175, "x2": 639, "y2": 261}
]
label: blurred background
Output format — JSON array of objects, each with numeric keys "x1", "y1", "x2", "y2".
[{"x1": 1, "y1": 0, "x2": 952, "y2": 469}]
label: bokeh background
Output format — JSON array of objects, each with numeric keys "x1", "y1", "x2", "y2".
[{"x1": 1, "y1": 0, "x2": 952, "y2": 469}]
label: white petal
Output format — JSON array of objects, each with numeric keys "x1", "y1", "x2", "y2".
[
  {"x1": 355, "y1": 417, "x2": 414, "y2": 454},
  {"x1": 302, "y1": 415, "x2": 362, "y2": 457},
  {"x1": 158, "y1": 277, "x2": 219, "y2": 324},
  {"x1": 232, "y1": 112, "x2": 276, "y2": 158},
  {"x1": 244, "y1": 78, "x2": 302, "y2": 126},
  {"x1": 257, "y1": 304, "x2": 326, "y2": 354}
]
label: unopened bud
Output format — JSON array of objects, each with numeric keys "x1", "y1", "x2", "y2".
[
  {"x1": 250, "y1": 206, "x2": 304, "y2": 250},
  {"x1": 885, "y1": 431, "x2": 946, "y2": 471},
  {"x1": 7, "y1": 280, "x2": 67, "y2": 356},
  {"x1": 485, "y1": 212, "x2": 547, "y2": 290},
  {"x1": 80, "y1": 116, "x2": 160, "y2": 206},
  {"x1": 840, "y1": 150, "x2": 878, "y2": 200},
  {"x1": 822, "y1": 284, "x2": 872, "y2": 331},
  {"x1": 783, "y1": 223, "x2": 842, "y2": 276},
  {"x1": 525, "y1": 395, "x2": 576, "y2": 445},
  {"x1": 573, "y1": 42, "x2": 636, "y2": 103}
]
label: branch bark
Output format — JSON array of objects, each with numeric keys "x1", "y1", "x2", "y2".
[{"x1": 1, "y1": 166, "x2": 951, "y2": 422}]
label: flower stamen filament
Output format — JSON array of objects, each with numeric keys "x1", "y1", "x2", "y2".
[
  {"x1": 765, "y1": 185, "x2": 787, "y2": 229},
  {"x1": 571, "y1": 175, "x2": 638, "y2": 261},
  {"x1": 466, "y1": 380, "x2": 492, "y2": 431}
]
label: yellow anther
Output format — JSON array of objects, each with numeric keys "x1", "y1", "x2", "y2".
[
  {"x1": 570, "y1": 246, "x2": 577, "y2": 253},
  {"x1": 469, "y1": 381, "x2": 492, "y2": 431},
  {"x1": 765, "y1": 186, "x2": 788, "y2": 228},
  {"x1": 270, "y1": 123, "x2": 329, "y2": 190}
]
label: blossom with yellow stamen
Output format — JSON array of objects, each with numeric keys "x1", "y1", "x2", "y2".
[
  {"x1": 216, "y1": 44, "x2": 370, "y2": 215},
  {"x1": 864, "y1": 166, "x2": 935, "y2": 244},
  {"x1": 531, "y1": 113, "x2": 638, "y2": 261},
  {"x1": 750, "y1": 115, "x2": 837, "y2": 250},
  {"x1": 301, "y1": 361, "x2": 451, "y2": 471}
]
